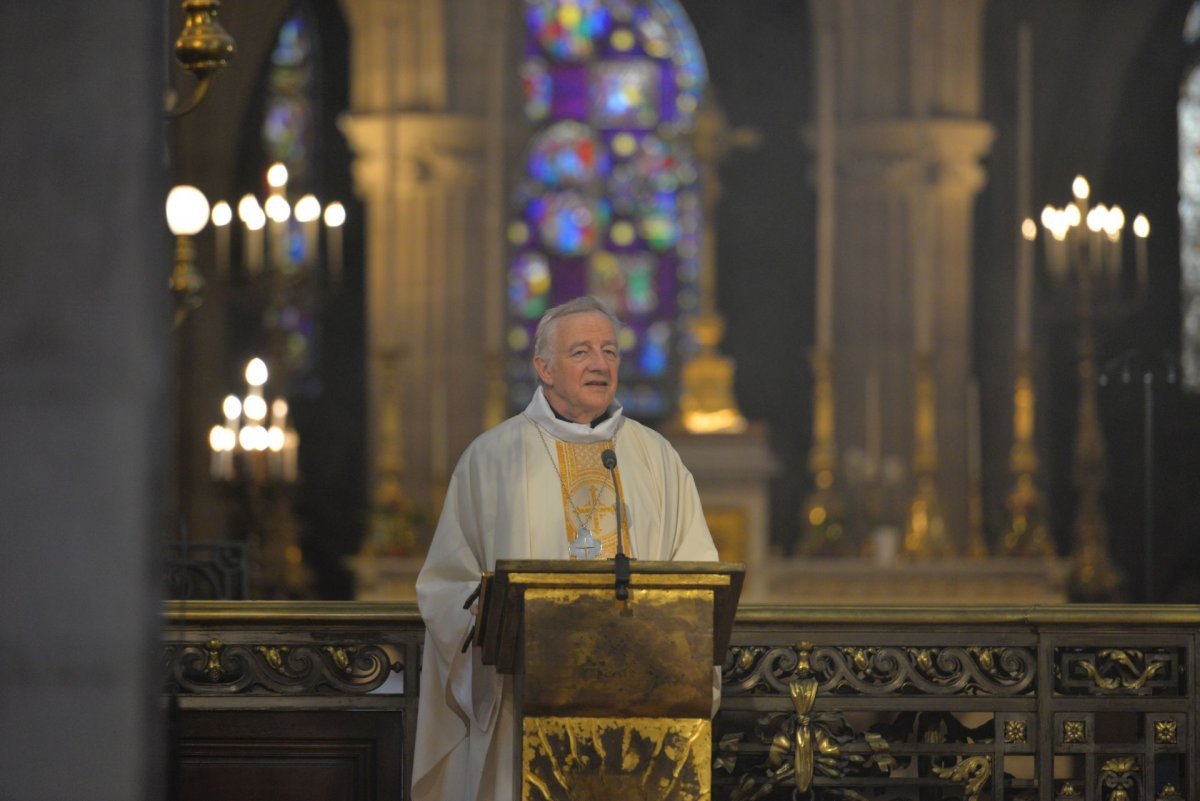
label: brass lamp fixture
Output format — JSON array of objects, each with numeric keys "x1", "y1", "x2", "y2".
[
  {"x1": 165, "y1": 184, "x2": 210, "y2": 326},
  {"x1": 167, "y1": 0, "x2": 236, "y2": 118}
]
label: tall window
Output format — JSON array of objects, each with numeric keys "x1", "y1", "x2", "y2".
[
  {"x1": 260, "y1": 6, "x2": 322, "y2": 381},
  {"x1": 1181, "y1": 3, "x2": 1200, "y2": 391},
  {"x1": 506, "y1": 0, "x2": 708, "y2": 419}
]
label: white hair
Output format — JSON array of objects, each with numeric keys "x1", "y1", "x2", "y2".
[{"x1": 532, "y1": 296, "x2": 622, "y2": 377}]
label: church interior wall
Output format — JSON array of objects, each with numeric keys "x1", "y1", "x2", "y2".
[
  {"x1": 38, "y1": 0, "x2": 1200, "y2": 607},
  {"x1": 171, "y1": 0, "x2": 1200, "y2": 601}
]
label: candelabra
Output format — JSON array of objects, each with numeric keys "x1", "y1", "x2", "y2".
[
  {"x1": 1037, "y1": 175, "x2": 1149, "y2": 599},
  {"x1": 208, "y1": 357, "x2": 309, "y2": 597},
  {"x1": 211, "y1": 162, "x2": 345, "y2": 283}
]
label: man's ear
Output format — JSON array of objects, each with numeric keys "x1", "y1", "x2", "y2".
[{"x1": 532, "y1": 355, "x2": 553, "y2": 386}]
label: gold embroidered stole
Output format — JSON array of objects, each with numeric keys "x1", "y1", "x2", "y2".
[{"x1": 553, "y1": 439, "x2": 629, "y2": 559}]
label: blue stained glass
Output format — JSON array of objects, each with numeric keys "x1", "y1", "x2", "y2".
[
  {"x1": 591, "y1": 60, "x2": 659, "y2": 128},
  {"x1": 528, "y1": 121, "x2": 610, "y2": 188},
  {"x1": 529, "y1": 192, "x2": 609, "y2": 256},
  {"x1": 639, "y1": 321, "x2": 670, "y2": 375},
  {"x1": 526, "y1": 0, "x2": 612, "y2": 61},
  {"x1": 272, "y1": 16, "x2": 312, "y2": 67}
]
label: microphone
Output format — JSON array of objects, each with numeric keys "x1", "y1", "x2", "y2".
[{"x1": 601, "y1": 448, "x2": 630, "y2": 601}]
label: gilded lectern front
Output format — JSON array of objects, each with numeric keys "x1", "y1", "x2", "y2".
[{"x1": 475, "y1": 559, "x2": 743, "y2": 801}]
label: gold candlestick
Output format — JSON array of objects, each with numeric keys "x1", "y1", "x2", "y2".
[
  {"x1": 903, "y1": 354, "x2": 952, "y2": 559},
  {"x1": 1000, "y1": 352, "x2": 1053, "y2": 557},
  {"x1": 798, "y1": 348, "x2": 845, "y2": 555}
]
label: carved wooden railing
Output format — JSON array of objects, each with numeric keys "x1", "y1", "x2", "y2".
[{"x1": 163, "y1": 603, "x2": 1200, "y2": 801}]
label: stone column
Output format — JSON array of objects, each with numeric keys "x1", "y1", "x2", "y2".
[
  {"x1": 340, "y1": 0, "x2": 516, "y2": 556},
  {"x1": 343, "y1": 112, "x2": 487, "y2": 524},
  {"x1": 809, "y1": 0, "x2": 994, "y2": 549},
  {"x1": 0, "y1": 5, "x2": 166, "y2": 799}
]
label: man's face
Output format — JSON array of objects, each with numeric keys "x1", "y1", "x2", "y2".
[{"x1": 533, "y1": 311, "x2": 619, "y2": 424}]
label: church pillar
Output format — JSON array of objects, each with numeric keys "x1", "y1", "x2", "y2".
[
  {"x1": 343, "y1": 112, "x2": 487, "y2": 532},
  {"x1": 339, "y1": 0, "x2": 514, "y2": 560},
  {"x1": 1, "y1": 5, "x2": 166, "y2": 798},
  {"x1": 809, "y1": 0, "x2": 994, "y2": 552}
]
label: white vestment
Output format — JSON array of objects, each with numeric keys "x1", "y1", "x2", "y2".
[{"x1": 412, "y1": 388, "x2": 718, "y2": 801}]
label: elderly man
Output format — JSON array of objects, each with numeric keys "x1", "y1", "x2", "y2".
[{"x1": 412, "y1": 295, "x2": 717, "y2": 801}]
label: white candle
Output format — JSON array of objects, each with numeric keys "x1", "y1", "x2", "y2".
[
  {"x1": 244, "y1": 222, "x2": 264, "y2": 276},
  {"x1": 1136, "y1": 226, "x2": 1149, "y2": 288},
  {"x1": 284, "y1": 430, "x2": 299, "y2": 482},
  {"x1": 1017, "y1": 221, "x2": 1034, "y2": 352},
  {"x1": 814, "y1": 23, "x2": 836, "y2": 350},
  {"x1": 967, "y1": 378, "x2": 981, "y2": 478},
  {"x1": 211, "y1": 201, "x2": 232, "y2": 280},
  {"x1": 914, "y1": 252, "x2": 933, "y2": 354},
  {"x1": 324, "y1": 202, "x2": 346, "y2": 284},
  {"x1": 865, "y1": 369, "x2": 882, "y2": 469},
  {"x1": 1016, "y1": 24, "x2": 1034, "y2": 353}
]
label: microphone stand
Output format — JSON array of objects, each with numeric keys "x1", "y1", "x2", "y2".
[{"x1": 602, "y1": 449, "x2": 630, "y2": 601}]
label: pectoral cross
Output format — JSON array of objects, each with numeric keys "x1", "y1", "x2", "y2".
[{"x1": 568, "y1": 525, "x2": 602, "y2": 560}]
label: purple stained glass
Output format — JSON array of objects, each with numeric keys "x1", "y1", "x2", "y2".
[
  {"x1": 658, "y1": 61, "x2": 678, "y2": 124},
  {"x1": 656, "y1": 255, "x2": 678, "y2": 315},
  {"x1": 511, "y1": 0, "x2": 707, "y2": 419},
  {"x1": 549, "y1": 64, "x2": 590, "y2": 120},
  {"x1": 549, "y1": 256, "x2": 589, "y2": 304}
]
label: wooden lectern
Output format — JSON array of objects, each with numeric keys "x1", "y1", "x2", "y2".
[{"x1": 475, "y1": 559, "x2": 744, "y2": 801}]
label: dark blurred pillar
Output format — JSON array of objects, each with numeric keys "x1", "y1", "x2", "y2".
[{"x1": 0, "y1": 5, "x2": 166, "y2": 800}]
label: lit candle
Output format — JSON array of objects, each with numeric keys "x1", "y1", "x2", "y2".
[
  {"x1": 967, "y1": 378, "x2": 982, "y2": 479},
  {"x1": 238, "y1": 195, "x2": 265, "y2": 275},
  {"x1": 324, "y1": 202, "x2": 346, "y2": 284},
  {"x1": 209, "y1": 425, "x2": 230, "y2": 480},
  {"x1": 1016, "y1": 24, "x2": 1033, "y2": 353},
  {"x1": 1018, "y1": 219, "x2": 1035, "y2": 352},
  {"x1": 294, "y1": 194, "x2": 321, "y2": 269},
  {"x1": 865, "y1": 369, "x2": 881, "y2": 471},
  {"x1": 914, "y1": 255, "x2": 933, "y2": 354},
  {"x1": 283, "y1": 429, "x2": 299, "y2": 482},
  {"x1": 1133, "y1": 213, "x2": 1150, "y2": 289},
  {"x1": 914, "y1": 197, "x2": 933, "y2": 353},
  {"x1": 211, "y1": 201, "x2": 232, "y2": 280},
  {"x1": 264, "y1": 194, "x2": 291, "y2": 270}
]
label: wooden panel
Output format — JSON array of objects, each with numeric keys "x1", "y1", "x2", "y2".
[{"x1": 177, "y1": 710, "x2": 404, "y2": 801}]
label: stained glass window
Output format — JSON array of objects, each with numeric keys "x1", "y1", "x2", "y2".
[
  {"x1": 261, "y1": 6, "x2": 321, "y2": 379},
  {"x1": 507, "y1": 0, "x2": 707, "y2": 419},
  {"x1": 1181, "y1": 32, "x2": 1200, "y2": 391}
]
